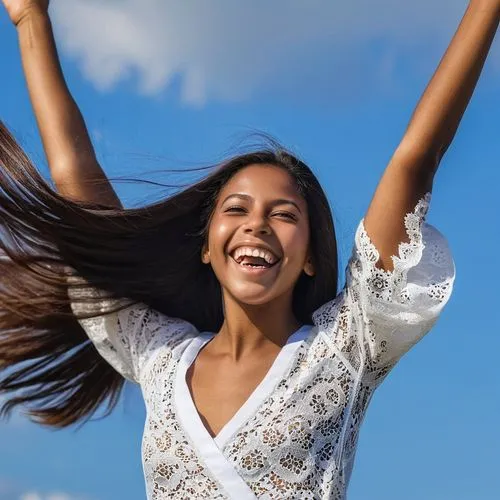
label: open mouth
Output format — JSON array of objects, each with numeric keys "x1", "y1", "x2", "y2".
[{"x1": 230, "y1": 246, "x2": 280, "y2": 270}]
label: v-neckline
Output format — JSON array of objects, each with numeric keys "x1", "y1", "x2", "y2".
[{"x1": 174, "y1": 325, "x2": 311, "y2": 449}]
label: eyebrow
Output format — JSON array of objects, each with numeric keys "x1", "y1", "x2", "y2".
[{"x1": 221, "y1": 193, "x2": 302, "y2": 213}]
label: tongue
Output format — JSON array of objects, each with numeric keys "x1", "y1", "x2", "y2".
[{"x1": 239, "y1": 256, "x2": 270, "y2": 267}]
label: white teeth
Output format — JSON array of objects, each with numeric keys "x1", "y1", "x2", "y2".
[{"x1": 232, "y1": 246, "x2": 277, "y2": 265}]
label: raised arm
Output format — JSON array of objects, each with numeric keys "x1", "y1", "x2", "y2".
[
  {"x1": 2, "y1": 0, "x2": 122, "y2": 207},
  {"x1": 364, "y1": 0, "x2": 499, "y2": 270}
]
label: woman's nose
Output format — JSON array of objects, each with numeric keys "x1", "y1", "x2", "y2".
[{"x1": 243, "y1": 215, "x2": 271, "y2": 235}]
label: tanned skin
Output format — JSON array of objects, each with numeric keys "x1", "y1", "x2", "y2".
[
  {"x1": 3, "y1": 0, "x2": 122, "y2": 207},
  {"x1": 2, "y1": 0, "x2": 498, "y2": 437}
]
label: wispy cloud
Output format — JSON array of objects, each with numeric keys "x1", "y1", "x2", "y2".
[
  {"x1": 50, "y1": 0, "x2": 490, "y2": 105},
  {"x1": 20, "y1": 493, "x2": 76, "y2": 500},
  {"x1": 0, "y1": 480, "x2": 89, "y2": 500}
]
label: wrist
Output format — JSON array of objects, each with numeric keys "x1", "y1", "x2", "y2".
[{"x1": 15, "y1": 5, "x2": 50, "y2": 29}]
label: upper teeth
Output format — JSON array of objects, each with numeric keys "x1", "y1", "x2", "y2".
[{"x1": 233, "y1": 247, "x2": 277, "y2": 265}]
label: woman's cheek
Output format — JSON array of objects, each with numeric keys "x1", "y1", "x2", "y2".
[
  {"x1": 282, "y1": 229, "x2": 309, "y2": 262},
  {"x1": 208, "y1": 220, "x2": 232, "y2": 255}
]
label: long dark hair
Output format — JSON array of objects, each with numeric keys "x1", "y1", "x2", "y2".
[{"x1": 0, "y1": 121, "x2": 338, "y2": 428}]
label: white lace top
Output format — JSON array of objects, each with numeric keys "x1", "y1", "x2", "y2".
[{"x1": 72, "y1": 195, "x2": 455, "y2": 499}]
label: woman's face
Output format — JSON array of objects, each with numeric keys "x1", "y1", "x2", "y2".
[{"x1": 204, "y1": 164, "x2": 314, "y2": 307}]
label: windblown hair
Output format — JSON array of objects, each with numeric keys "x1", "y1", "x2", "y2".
[{"x1": 0, "y1": 121, "x2": 338, "y2": 428}]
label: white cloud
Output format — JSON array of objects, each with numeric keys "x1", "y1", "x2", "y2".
[
  {"x1": 0, "y1": 479, "x2": 89, "y2": 500},
  {"x1": 46, "y1": 0, "x2": 499, "y2": 105},
  {"x1": 20, "y1": 492, "x2": 80, "y2": 500},
  {"x1": 19, "y1": 494, "x2": 42, "y2": 500}
]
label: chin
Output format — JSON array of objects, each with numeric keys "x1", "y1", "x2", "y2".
[{"x1": 226, "y1": 283, "x2": 278, "y2": 307}]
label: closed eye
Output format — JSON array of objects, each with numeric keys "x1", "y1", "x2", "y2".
[
  {"x1": 224, "y1": 206, "x2": 247, "y2": 214},
  {"x1": 272, "y1": 211, "x2": 297, "y2": 221}
]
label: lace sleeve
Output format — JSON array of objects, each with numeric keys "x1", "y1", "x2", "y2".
[
  {"x1": 314, "y1": 194, "x2": 455, "y2": 380},
  {"x1": 69, "y1": 286, "x2": 197, "y2": 384}
]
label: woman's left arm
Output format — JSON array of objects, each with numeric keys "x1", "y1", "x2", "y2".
[{"x1": 364, "y1": 0, "x2": 499, "y2": 270}]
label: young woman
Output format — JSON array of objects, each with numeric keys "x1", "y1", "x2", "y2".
[{"x1": 0, "y1": 0, "x2": 498, "y2": 498}]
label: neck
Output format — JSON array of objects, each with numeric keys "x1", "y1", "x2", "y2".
[{"x1": 214, "y1": 291, "x2": 301, "y2": 361}]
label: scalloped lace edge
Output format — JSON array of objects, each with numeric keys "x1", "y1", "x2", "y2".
[{"x1": 356, "y1": 193, "x2": 431, "y2": 296}]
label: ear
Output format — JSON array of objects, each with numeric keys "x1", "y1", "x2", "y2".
[
  {"x1": 304, "y1": 256, "x2": 315, "y2": 277},
  {"x1": 201, "y1": 244, "x2": 211, "y2": 264}
]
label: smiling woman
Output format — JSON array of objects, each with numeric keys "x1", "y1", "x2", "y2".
[
  {"x1": 0, "y1": 0, "x2": 498, "y2": 499},
  {"x1": 203, "y1": 165, "x2": 317, "y2": 313}
]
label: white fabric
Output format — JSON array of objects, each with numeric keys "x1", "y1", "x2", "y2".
[
  {"x1": 71, "y1": 194, "x2": 455, "y2": 499},
  {"x1": 175, "y1": 333, "x2": 261, "y2": 500}
]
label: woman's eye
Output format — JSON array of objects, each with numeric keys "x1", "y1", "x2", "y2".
[
  {"x1": 225, "y1": 206, "x2": 246, "y2": 213},
  {"x1": 273, "y1": 211, "x2": 297, "y2": 221}
]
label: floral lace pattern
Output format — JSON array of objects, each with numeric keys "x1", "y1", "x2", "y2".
[
  {"x1": 72, "y1": 195, "x2": 455, "y2": 499},
  {"x1": 141, "y1": 348, "x2": 228, "y2": 499}
]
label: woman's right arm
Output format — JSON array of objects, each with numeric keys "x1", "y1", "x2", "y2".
[{"x1": 3, "y1": 0, "x2": 122, "y2": 207}]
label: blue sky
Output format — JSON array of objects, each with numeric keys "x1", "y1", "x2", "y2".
[{"x1": 1, "y1": 1, "x2": 500, "y2": 499}]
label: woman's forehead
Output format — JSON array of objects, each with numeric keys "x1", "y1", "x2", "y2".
[{"x1": 219, "y1": 164, "x2": 302, "y2": 200}]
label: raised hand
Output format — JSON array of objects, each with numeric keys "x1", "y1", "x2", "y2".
[
  {"x1": 363, "y1": 0, "x2": 499, "y2": 270},
  {"x1": 2, "y1": 0, "x2": 121, "y2": 207},
  {"x1": 1, "y1": 0, "x2": 49, "y2": 26}
]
